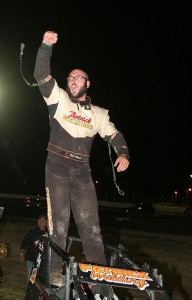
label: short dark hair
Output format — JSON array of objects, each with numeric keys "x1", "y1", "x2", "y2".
[{"x1": 38, "y1": 214, "x2": 47, "y2": 220}]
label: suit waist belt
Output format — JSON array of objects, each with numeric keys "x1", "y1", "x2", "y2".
[{"x1": 47, "y1": 143, "x2": 90, "y2": 162}]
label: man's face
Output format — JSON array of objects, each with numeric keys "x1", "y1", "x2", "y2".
[
  {"x1": 66, "y1": 69, "x2": 90, "y2": 99},
  {"x1": 38, "y1": 217, "x2": 47, "y2": 231}
]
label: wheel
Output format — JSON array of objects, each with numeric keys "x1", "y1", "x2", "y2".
[{"x1": 0, "y1": 242, "x2": 12, "y2": 259}]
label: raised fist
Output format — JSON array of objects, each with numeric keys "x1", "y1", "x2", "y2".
[{"x1": 43, "y1": 31, "x2": 58, "y2": 46}]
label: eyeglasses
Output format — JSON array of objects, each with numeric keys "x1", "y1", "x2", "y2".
[{"x1": 67, "y1": 75, "x2": 88, "y2": 81}]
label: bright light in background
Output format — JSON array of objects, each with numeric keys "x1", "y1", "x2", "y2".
[
  {"x1": 0, "y1": 82, "x2": 3, "y2": 100},
  {"x1": 0, "y1": 76, "x2": 7, "y2": 104},
  {"x1": 0, "y1": 73, "x2": 15, "y2": 123},
  {"x1": 174, "y1": 190, "x2": 178, "y2": 204},
  {"x1": 186, "y1": 188, "x2": 192, "y2": 205}
]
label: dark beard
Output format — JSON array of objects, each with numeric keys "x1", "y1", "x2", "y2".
[{"x1": 66, "y1": 84, "x2": 87, "y2": 100}]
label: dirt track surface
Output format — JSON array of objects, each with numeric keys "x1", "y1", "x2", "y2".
[{"x1": 0, "y1": 216, "x2": 192, "y2": 300}]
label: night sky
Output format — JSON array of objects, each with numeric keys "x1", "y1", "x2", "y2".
[{"x1": 0, "y1": 1, "x2": 191, "y2": 198}]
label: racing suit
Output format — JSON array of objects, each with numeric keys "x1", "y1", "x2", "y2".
[{"x1": 34, "y1": 42, "x2": 130, "y2": 279}]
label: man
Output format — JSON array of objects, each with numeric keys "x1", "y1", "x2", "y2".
[
  {"x1": 20, "y1": 214, "x2": 48, "y2": 281},
  {"x1": 34, "y1": 31, "x2": 130, "y2": 298}
]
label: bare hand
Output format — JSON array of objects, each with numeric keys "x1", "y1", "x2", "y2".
[
  {"x1": 114, "y1": 154, "x2": 130, "y2": 172},
  {"x1": 43, "y1": 31, "x2": 58, "y2": 46}
]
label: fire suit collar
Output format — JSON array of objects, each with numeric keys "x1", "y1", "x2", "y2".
[{"x1": 70, "y1": 96, "x2": 91, "y2": 110}]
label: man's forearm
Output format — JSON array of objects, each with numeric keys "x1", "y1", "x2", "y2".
[
  {"x1": 110, "y1": 131, "x2": 130, "y2": 158},
  {"x1": 34, "y1": 43, "x2": 54, "y2": 98},
  {"x1": 20, "y1": 248, "x2": 25, "y2": 256}
]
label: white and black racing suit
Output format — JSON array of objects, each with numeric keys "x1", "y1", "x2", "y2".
[{"x1": 34, "y1": 42, "x2": 130, "y2": 279}]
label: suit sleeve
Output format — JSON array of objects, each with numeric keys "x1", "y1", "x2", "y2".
[
  {"x1": 34, "y1": 42, "x2": 55, "y2": 98},
  {"x1": 97, "y1": 107, "x2": 130, "y2": 159},
  {"x1": 109, "y1": 131, "x2": 130, "y2": 159}
]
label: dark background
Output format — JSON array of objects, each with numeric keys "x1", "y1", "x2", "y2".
[{"x1": 0, "y1": 0, "x2": 191, "y2": 198}]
